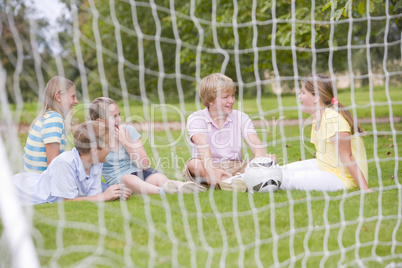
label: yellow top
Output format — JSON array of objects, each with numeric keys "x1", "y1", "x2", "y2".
[{"x1": 311, "y1": 108, "x2": 368, "y2": 189}]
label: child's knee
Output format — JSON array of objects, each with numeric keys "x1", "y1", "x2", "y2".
[
  {"x1": 121, "y1": 174, "x2": 140, "y2": 184},
  {"x1": 120, "y1": 175, "x2": 130, "y2": 185},
  {"x1": 186, "y1": 158, "x2": 203, "y2": 172},
  {"x1": 185, "y1": 159, "x2": 194, "y2": 172}
]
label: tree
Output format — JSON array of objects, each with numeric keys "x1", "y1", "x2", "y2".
[
  {"x1": 60, "y1": 0, "x2": 402, "y2": 101},
  {"x1": 322, "y1": 0, "x2": 402, "y2": 82},
  {"x1": 0, "y1": 0, "x2": 54, "y2": 103}
]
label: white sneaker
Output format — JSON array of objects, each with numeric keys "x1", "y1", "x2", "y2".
[
  {"x1": 178, "y1": 181, "x2": 207, "y2": 194},
  {"x1": 219, "y1": 173, "x2": 247, "y2": 192},
  {"x1": 161, "y1": 181, "x2": 178, "y2": 194}
]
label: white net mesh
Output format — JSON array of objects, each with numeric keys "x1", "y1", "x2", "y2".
[{"x1": 1, "y1": 0, "x2": 402, "y2": 267}]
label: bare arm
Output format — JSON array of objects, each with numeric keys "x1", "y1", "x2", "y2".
[
  {"x1": 116, "y1": 127, "x2": 149, "y2": 169},
  {"x1": 192, "y1": 133, "x2": 231, "y2": 184},
  {"x1": 330, "y1": 132, "x2": 373, "y2": 192},
  {"x1": 244, "y1": 133, "x2": 277, "y2": 162},
  {"x1": 244, "y1": 133, "x2": 265, "y2": 157},
  {"x1": 64, "y1": 184, "x2": 132, "y2": 202},
  {"x1": 45, "y1": 142, "x2": 61, "y2": 165}
]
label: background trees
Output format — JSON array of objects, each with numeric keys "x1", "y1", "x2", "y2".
[
  {"x1": 1, "y1": 0, "x2": 401, "y2": 103},
  {"x1": 0, "y1": 1, "x2": 52, "y2": 103}
]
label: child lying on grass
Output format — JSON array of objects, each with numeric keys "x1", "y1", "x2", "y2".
[{"x1": 13, "y1": 121, "x2": 132, "y2": 205}]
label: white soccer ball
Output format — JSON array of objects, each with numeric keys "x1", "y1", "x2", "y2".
[{"x1": 244, "y1": 157, "x2": 282, "y2": 193}]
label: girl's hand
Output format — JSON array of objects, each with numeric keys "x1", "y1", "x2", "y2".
[
  {"x1": 362, "y1": 188, "x2": 375, "y2": 193},
  {"x1": 115, "y1": 127, "x2": 130, "y2": 145}
]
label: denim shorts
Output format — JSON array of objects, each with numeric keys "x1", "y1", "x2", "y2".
[{"x1": 131, "y1": 167, "x2": 159, "y2": 181}]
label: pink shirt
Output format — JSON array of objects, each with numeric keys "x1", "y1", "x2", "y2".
[{"x1": 187, "y1": 108, "x2": 257, "y2": 163}]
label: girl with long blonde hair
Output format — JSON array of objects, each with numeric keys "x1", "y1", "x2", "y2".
[{"x1": 23, "y1": 76, "x2": 78, "y2": 173}]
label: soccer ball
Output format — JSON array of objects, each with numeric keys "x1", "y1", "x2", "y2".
[{"x1": 244, "y1": 157, "x2": 282, "y2": 193}]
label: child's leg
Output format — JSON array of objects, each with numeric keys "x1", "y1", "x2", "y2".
[
  {"x1": 281, "y1": 159, "x2": 346, "y2": 191},
  {"x1": 182, "y1": 158, "x2": 218, "y2": 189},
  {"x1": 143, "y1": 167, "x2": 206, "y2": 193},
  {"x1": 120, "y1": 174, "x2": 160, "y2": 194},
  {"x1": 183, "y1": 158, "x2": 243, "y2": 184},
  {"x1": 183, "y1": 158, "x2": 208, "y2": 178},
  {"x1": 282, "y1": 158, "x2": 317, "y2": 171},
  {"x1": 146, "y1": 173, "x2": 170, "y2": 187},
  {"x1": 147, "y1": 172, "x2": 197, "y2": 189},
  {"x1": 220, "y1": 160, "x2": 248, "y2": 175},
  {"x1": 134, "y1": 168, "x2": 181, "y2": 194}
]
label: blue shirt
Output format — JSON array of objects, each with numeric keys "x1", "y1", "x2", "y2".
[
  {"x1": 23, "y1": 111, "x2": 66, "y2": 173},
  {"x1": 102, "y1": 125, "x2": 142, "y2": 185},
  {"x1": 13, "y1": 148, "x2": 102, "y2": 205}
]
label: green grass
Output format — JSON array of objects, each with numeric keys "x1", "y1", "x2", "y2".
[
  {"x1": 2, "y1": 85, "x2": 402, "y2": 267},
  {"x1": 31, "y1": 186, "x2": 400, "y2": 267},
  {"x1": 6, "y1": 121, "x2": 402, "y2": 267},
  {"x1": 7, "y1": 85, "x2": 402, "y2": 124}
]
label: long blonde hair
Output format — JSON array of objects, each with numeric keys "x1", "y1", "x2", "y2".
[
  {"x1": 31, "y1": 76, "x2": 75, "y2": 128},
  {"x1": 302, "y1": 74, "x2": 363, "y2": 134}
]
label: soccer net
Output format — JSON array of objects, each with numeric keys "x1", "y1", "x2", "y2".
[{"x1": 1, "y1": 0, "x2": 402, "y2": 266}]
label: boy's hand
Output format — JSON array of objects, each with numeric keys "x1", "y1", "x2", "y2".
[
  {"x1": 102, "y1": 184, "x2": 132, "y2": 201},
  {"x1": 266, "y1": 154, "x2": 278, "y2": 163}
]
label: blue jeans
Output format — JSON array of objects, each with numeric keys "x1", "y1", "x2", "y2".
[{"x1": 101, "y1": 182, "x2": 110, "y2": 192}]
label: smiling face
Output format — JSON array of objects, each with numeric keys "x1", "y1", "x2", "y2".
[
  {"x1": 299, "y1": 83, "x2": 320, "y2": 114},
  {"x1": 209, "y1": 90, "x2": 235, "y2": 116},
  {"x1": 58, "y1": 86, "x2": 78, "y2": 115}
]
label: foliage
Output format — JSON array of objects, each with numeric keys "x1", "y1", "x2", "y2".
[
  {"x1": 1, "y1": 0, "x2": 402, "y2": 103},
  {"x1": 58, "y1": 0, "x2": 402, "y2": 102},
  {"x1": 0, "y1": 1, "x2": 53, "y2": 103},
  {"x1": 322, "y1": 0, "x2": 402, "y2": 23}
]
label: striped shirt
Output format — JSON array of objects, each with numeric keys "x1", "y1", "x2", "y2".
[{"x1": 23, "y1": 111, "x2": 66, "y2": 173}]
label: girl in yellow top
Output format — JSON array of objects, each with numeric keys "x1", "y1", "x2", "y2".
[{"x1": 280, "y1": 74, "x2": 372, "y2": 192}]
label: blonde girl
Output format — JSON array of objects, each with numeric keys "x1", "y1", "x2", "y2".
[
  {"x1": 89, "y1": 97, "x2": 206, "y2": 194},
  {"x1": 280, "y1": 74, "x2": 372, "y2": 192},
  {"x1": 23, "y1": 76, "x2": 78, "y2": 173}
]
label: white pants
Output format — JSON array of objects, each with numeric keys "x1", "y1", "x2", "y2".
[{"x1": 280, "y1": 159, "x2": 346, "y2": 191}]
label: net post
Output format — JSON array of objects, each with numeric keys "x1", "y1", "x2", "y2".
[{"x1": 0, "y1": 138, "x2": 40, "y2": 268}]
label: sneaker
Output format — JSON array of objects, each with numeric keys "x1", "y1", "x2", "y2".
[
  {"x1": 219, "y1": 173, "x2": 247, "y2": 192},
  {"x1": 161, "y1": 181, "x2": 178, "y2": 194},
  {"x1": 178, "y1": 181, "x2": 207, "y2": 194}
]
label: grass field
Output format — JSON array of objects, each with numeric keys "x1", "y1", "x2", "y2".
[
  {"x1": 1, "y1": 87, "x2": 402, "y2": 267},
  {"x1": 18, "y1": 122, "x2": 401, "y2": 267}
]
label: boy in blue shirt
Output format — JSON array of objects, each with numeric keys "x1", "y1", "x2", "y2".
[{"x1": 13, "y1": 121, "x2": 132, "y2": 205}]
